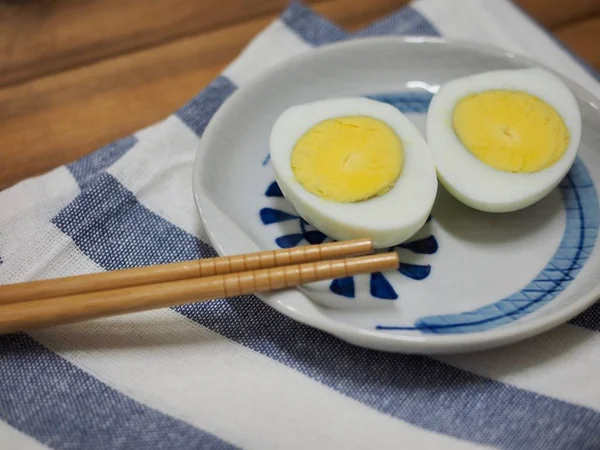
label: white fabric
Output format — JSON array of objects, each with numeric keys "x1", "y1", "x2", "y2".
[
  {"x1": 32, "y1": 309, "x2": 482, "y2": 450},
  {"x1": 0, "y1": 422, "x2": 50, "y2": 450},
  {"x1": 112, "y1": 116, "x2": 205, "y2": 237},
  {"x1": 441, "y1": 323, "x2": 600, "y2": 410},
  {"x1": 224, "y1": 19, "x2": 312, "y2": 86},
  {"x1": 1, "y1": 1, "x2": 599, "y2": 449}
]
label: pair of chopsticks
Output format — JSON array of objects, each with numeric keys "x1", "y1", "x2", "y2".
[{"x1": 0, "y1": 238, "x2": 398, "y2": 334}]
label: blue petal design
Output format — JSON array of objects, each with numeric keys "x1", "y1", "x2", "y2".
[
  {"x1": 265, "y1": 182, "x2": 284, "y2": 197},
  {"x1": 369, "y1": 272, "x2": 398, "y2": 299},
  {"x1": 298, "y1": 218, "x2": 329, "y2": 244},
  {"x1": 398, "y1": 236, "x2": 438, "y2": 254},
  {"x1": 303, "y1": 230, "x2": 328, "y2": 245},
  {"x1": 260, "y1": 208, "x2": 298, "y2": 225},
  {"x1": 275, "y1": 234, "x2": 304, "y2": 248},
  {"x1": 262, "y1": 154, "x2": 271, "y2": 166},
  {"x1": 330, "y1": 277, "x2": 355, "y2": 298},
  {"x1": 261, "y1": 146, "x2": 438, "y2": 301},
  {"x1": 398, "y1": 263, "x2": 431, "y2": 280}
]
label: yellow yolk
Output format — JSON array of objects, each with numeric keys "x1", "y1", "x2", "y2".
[
  {"x1": 291, "y1": 116, "x2": 404, "y2": 202},
  {"x1": 452, "y1": 90, "x2": 570, "y2": 173}
]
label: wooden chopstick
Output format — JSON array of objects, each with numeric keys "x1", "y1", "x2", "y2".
[
  {"x1": 0, "y1": 252, "x2": 399, "y2": 334},
  {"x1": 0, "y1": 238, "x2": 373, "y2": 305}
]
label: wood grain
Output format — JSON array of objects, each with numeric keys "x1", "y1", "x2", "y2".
[
  {"x1": 0, "y1": 0, "x2": 404, "y2": 189},
  {"x1": 0, "y1": 0, "x2": 325, "y2": 87},
  {"x1": 516, "y1": 0, "x2": 600, "y2": 28},
  {"x1": 0, "y1": 0, "x2": 597, "y2": 190},
  {"x1": 557, "y1": 16, "x2": 600, "y2": 71}
]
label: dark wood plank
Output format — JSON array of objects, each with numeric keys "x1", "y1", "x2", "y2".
[
  {"x1": 0, "y1": 0, "x2": 329, "y2": 87},
  {"x1": 0, "y1": 0, "x2": 596, "y2": 190},
  {"x1": 556, "y1": 16, "x2": 600, "y2": 71},
  {"x1": 0, "y1": 0, "x2": 404, "y2": 189},
  {"x1": 515, "y1": 0, "x2": 600, "y2": 28}
]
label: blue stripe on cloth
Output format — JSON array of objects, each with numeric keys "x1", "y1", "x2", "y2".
[
  {"x1": 52, "y1": 173, "x2": 217, "y2": 270},
  {"x1": 282, "y1": 1, "x2": 439, "y2": 47},
  {"x1": 281, "y1": 1, "x2": 348, "y2": 46},
  {"x1": 176, "y1": 76, "x2": 237, "y2": 136},
  {"x1": 0, "y1": 333, "x2": 235, "y2": 450},
  {"x1": 49, "y1": 174, "x2": 600, "y2": 449},
  {"x1": 67, "y1": 136, "x2": 137, "y2": 188},
  {"x1": 355, "y1": 6, "x2": 440, "y2": 37}
]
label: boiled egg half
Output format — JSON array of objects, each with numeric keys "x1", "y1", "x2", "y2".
[
  {"x1": 427, "y1": 68, "x2": 581, "y2": 212},
  {"x1": 270, "y1": 97, "x2": 437, "y2": 249}
]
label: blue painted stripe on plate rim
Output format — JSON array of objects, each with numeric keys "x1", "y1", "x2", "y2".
[{"x1": 377, "y1": 159, "x2": 600, "y2": 333}]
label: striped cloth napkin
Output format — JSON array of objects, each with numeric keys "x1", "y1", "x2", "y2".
[{"x1": 1, "y1": 1, "x2": 599, "y2": 449}]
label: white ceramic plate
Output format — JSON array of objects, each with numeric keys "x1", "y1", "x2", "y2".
[{"x1": 193, "y1": 37, "x2": 600, "y2": 354}]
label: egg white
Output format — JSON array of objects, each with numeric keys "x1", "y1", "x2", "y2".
[
  {"x1": 427, "y1": 68, "x2": 582, "y2": 213},
  {"x1": 270, "y1": 97, "x2": 438, "y2": 249}
]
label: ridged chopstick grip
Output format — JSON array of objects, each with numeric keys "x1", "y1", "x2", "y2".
[
  {"x1": 0, "y1": 252, "x2": 398, "y2": 333},
  {"x1": 0, "y1": 238, "x2": 373, "y2": 304}
]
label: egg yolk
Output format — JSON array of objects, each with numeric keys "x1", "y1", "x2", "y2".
[
  {"x1": 452, "y1": 90, "x2": 570, "y2": 173},
  {"x1": 291, "y1": 116, "x2": 404, "y2": 202}
]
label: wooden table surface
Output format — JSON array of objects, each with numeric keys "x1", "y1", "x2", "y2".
[{"x1": 1, "y1": 0, "x2": 599, "y2": 190}]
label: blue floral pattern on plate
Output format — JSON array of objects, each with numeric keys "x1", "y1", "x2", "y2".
[
  {"x1": 260, "y1": 181, "x2": 438, "y2": 300},
  {"x1": 260, "y1": 91, "x2": 438, "y2": 301}
]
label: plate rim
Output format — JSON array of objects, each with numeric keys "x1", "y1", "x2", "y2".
[{"x1": 192, "y1": 36, "x2": 600, "y2": 353}]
